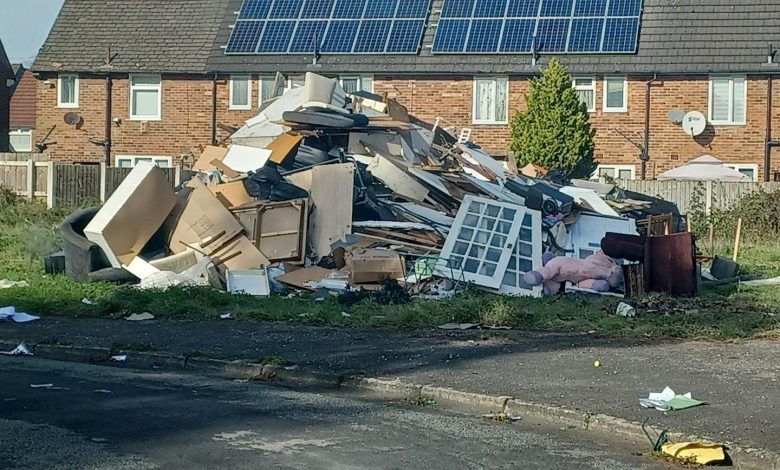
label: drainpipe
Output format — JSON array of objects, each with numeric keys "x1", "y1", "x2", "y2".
[
  {"x1": 640, "y1": 74, "x2": 658, "y2": 180},
  {"x1": 210, "y1": 73, "x2": 218, "y2": 145},
  {"x1": 104, "y1": 74, "x2": 112, "y2": 166},
  {"x1": 765, "y1": 74, "x2": 780, "y2": 181}
]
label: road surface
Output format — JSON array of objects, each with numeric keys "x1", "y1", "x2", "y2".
[{"x1": 0, "y1": 357, "x2": 669, "y2": 469}]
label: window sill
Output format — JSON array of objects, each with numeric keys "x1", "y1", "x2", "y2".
[
  {"x1": 603, "y1": 108, "x2": 627, "y2": 113},
  {"x1": 57, "y1": 104, "x2": 79, "y2": 109},
  {"x1": 228, "y1": 106, "x2": 252, "y2": 111},
  {"x1": 709, "y1": 121, "x2": 746, "y2": 126},
  {"x1": 127, "y1": 117, "x2": 162, "y2": 122},
  {"x1": 472, "y1": 120, "x2": 509, "y2": 126}
]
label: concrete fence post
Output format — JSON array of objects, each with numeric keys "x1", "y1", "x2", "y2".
[
  {"x1": 99, "y1": 163, "x2": 107, "y2": 203},
  {"x1": 26, "y1": 159, "x2": 35, "y2": 201},
  {"x1": 46, "y1": 162, "x2": 54, "y2": 209}
]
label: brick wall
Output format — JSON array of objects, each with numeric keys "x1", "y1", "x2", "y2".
[{"x1": 36, "y1": 72, "x2": 779, "y2": 179}]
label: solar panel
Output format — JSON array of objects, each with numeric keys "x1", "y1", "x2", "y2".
[
  {"x1": 432, "y1": 0, "x2": 643, "y2": 54},
  {"x1": 225, "y1": 0, "x2": 432, "y2": 54}
]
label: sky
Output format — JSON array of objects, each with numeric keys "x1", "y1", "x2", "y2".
[{"x1": 0, "y1": 0, "x2": 65, "y2": 66}]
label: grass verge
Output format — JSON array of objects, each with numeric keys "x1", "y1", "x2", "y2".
[{"x1": 0, "y1": 190, "x2": 777, "y2": 340}]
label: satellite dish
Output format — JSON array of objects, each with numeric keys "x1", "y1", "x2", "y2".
[
  {"x1": 667, "y1": 108, "x2": 686, "y2": 124},
  {"x1": 63, "y1": 112, "x2": 83, "y2": 126},
  {"x1": 682, "y1": 111, "x2": 707, "y2": 136}
]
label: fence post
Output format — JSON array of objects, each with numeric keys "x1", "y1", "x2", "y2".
[
  {"x1": 705, "y1": 180, "x2": 713, "y2": 215},
  {"x1": 99, "y1": 163, "x2": 107, "y2": 203},
  {"x1": 174, "y1": 164, "x2": 182, "y2": 186},
  {"x1": 26, "y1": 160, "x2": 35, "y2": 201},
  {"x1": 46, "y1": 162, "x2": 54, "y2": 209}
]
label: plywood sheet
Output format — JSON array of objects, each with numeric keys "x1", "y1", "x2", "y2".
[
  {"x1": 309, "y1": 163, "x2": 355, "y2": 260},
  {"x1": 192, "y1": 146, "x2": 229, "y2": 172},
  {"x1": 256, "y1": 199, "x2": 307, "y2": 262},
  {"x1": 266, "y1": 133, "x2": 304, "y2": 165},
  {"x1": 366, "y1": 155, "x2": 428, "y2": 202},
  {"x1": 276, "y1": 266, "x2": 334, "y2": 290},
  {"x1": 284, "y1": 169, "x2": 313, "y2": 192},
  {"x1": 209, "y1": 180, "x2": 254, "y2": 208}
]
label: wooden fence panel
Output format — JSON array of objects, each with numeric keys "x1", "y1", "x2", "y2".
[
  {"x1": 52, "y1": 164, "x2": 101, "y2": 209},
  {"x1": 0, "y1": 152, "x2": 48, "y2": 162},
  {"x1": 104, "y1": 167, "x2": 133, "y2": 200},
  {"x1": 619, "y1": 180, "x2": 780, "y2": 214}
]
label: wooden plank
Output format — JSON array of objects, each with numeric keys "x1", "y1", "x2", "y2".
[{"x1": 308, "y1": 163, "x2": 354, "y2": 259}]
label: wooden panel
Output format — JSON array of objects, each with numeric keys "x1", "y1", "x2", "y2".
[
  {"x1": 308, "y1": 163, "x2": 354, "y2": 260},
  {"x1": 52, "y1": 164, "x2": 101, "y2": 209}
]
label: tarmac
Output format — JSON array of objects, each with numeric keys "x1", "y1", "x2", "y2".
[{"x1": 1, "y1": 316, "x2": 778, "y2": 469}]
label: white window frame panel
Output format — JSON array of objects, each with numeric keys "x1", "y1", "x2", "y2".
[
  {"x1": 708, "y1": 75, "x2": 747, "y2": 126},
  {"x1": 339, "y1": 75, "x2": 374, "y2": 94},
  {"x1": 129, "y1": 74, "x2": 162, "y2": 121},
  {"x1": 602, "y1": 76, "x2": 628, "y2": 113},
  {"x1": 258, "y1": 75, "x2": 277, "y2": 105},
  {"x1": 725, "y1": 163, "x2": 759, "y2": 182},
  {"x1": 592, "y1": 164, "x2": 636, "y2": 180},
  {"x1": 573, "y1": 76, "x2": 596, "y2": 112},
  {"x1": 472, "y1": 76, "x2": 509, "y2": 125},
  {"x1": 285, "y1": 75, "x2": 305, "y2": 91},
  {"x1": 8, "y1": 129, "x2": 33, "y2": 152},
  {"x1": 115, "y1": 155, "x2": 172, "y2": 168},
  {"x1": 57, "y1": 74, "x2": 79, "y2": 108},
  {"x1": 436, "y1": 195, "x2": 526, "y2": 288},
  {"x1": 498, "y1": 209, "x2": 543, "y2": 297},
  {"x1": 229, "y1": 74, "x2": 252, "y2": 110}
]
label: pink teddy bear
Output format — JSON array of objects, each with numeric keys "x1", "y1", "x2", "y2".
[{"x1": 523, "y1": 251, "x2": 623, "y2": 295}]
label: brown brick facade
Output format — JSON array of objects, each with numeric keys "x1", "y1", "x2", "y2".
[{"x1": 36, "y1": 73, "x2": 779, "y2": 180}]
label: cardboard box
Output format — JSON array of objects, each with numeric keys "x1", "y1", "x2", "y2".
[
  {"x1": 192, "y1": 146, "x2": 229, "y2": 172},
  {"x1": 346, "y1": 248, "x2": 404, "y2": 284},
  {"x1": 209, "y1": 180, "x2": 254, "y2": 208},
  {"x1": 84, "y1": 162, "x2": 176, "y2": 267}
]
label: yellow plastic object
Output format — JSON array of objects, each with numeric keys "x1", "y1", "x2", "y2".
[{"x1": 661, "y1": 442, "x2": 727, "y2": 465}]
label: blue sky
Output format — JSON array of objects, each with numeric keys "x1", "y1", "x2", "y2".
[{"x1": 0, "y1": 0, "x2": 65, "y2": 65}]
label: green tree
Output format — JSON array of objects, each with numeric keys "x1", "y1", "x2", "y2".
[{"x1": 509, "y1": 59, "x2": 596, "y2": 178}]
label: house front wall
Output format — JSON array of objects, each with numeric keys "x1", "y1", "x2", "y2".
[{"x1": 35, "y1": 72, "x2": 779, "y2": 180}]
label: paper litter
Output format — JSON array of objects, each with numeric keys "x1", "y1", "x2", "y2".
[
  {"x1": 0, "y1": 343, "x2": 33, "y2": 356},
  {"x1": 0, "y1": 306, "x2": 39, "y2": 323},
  {"x1": 125, "y1": 312, "x2": 155, "y2": 321}
]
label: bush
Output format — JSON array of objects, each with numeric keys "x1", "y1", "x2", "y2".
[{"x1": 689, "y1": 186, "x2": 780, "y2": 244}]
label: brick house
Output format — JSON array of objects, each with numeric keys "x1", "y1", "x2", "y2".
[
  {"x1": 0, "y1": 39, "x2": 14, "y2": 152},
  {"x1": 8, "y1": 67, "x2": 36, "y2": 152},
  {"x1": 32, "y1": 0, "x2": 780, "y2": 181}
]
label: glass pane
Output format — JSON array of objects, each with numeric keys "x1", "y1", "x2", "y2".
[
  {"x1": 9, "y1": 133, "x2": 32, "y2": 152},
  {"x1": 474, "y1": 231, "x2": 489, "y2": 244},
  {"x1": 154, "y1": 159, "x2": 172, "y2": 168},
  {"x1": 290, "y1": 76, "x2": 305, "y2": 88},
  {"x1": 574, "y1": 78, "x2": 592, "y2": 87},
  {"x1": 132, "y1": 89, "x2": 160, "y2": 117},
  {"x1": 457, "y1": 227, "x2": 474, "y2": 241},
  {"x1": 117, "y1": 159, "x2": 133, "y2": 168},
  {"x1": 495, "y1": 77, "x2": 507, "y2": 121},
  {"x1": 732, "y1": 77, "x2": 745, "y2": 122},
  {"x1": 486, "y1": 248, "x2": 502, "y2": 262},
  {"x1": 341, "y1": 78, "x2": 359, "y2": 94},
  {"x1": 260, "y1": 77, "x2": 276, "y2": 103},
  {"x1": 468, "y1": 200, "x2": 484, "y2": 214},
  {"x1": 598, "y1": 167, "x2": 615, "y2": 177},
  {"x1": 360, "y1": 75, "x2": 373, "y2": 92},
  {"x1": 60, "y1": 76, "x2": 75, "y2": 104},
  {"x1": 463, "y1": 258, "x2": 479, "y2": 273},
  {"x1": 618, "y1": 169, "x2": 632, "y2": 179},
  {"x1": 479, "y1": 262, "x2": 496, "y2": 276},
  {"x1": 738, "y1": 168, "x2": 755, "y2": 180},
  {"x1": 606, "y1": 78, "x2": 625, "y2": 109},
  {"x1": 576, "y1": 89, "x2": 594, "y2": 110},
  {"x1": 463, "y1": 214, "x2": 479, "y2": 227},
  {"x1": 711, "y1": 78, "x2": 730, "y2": 121},
  {"x1": 232, "y1": 77, "x2": 250, "y2": 106},
  {"x1": 135, "y1": 158, "x2": 152, "y2": 163},
  {"x1": 485, "y1": 205, "x2": 500, "y2": 217},
  {"x1": 131, "y1": 75, "x2": 160, "y2": 87},
  {"x1": 474, "y1": 79, "x2": 493, "y2": 121},
  {"x1": 501, "y1": 208, "x2": 516, "y2": 220},
  {"x1": 453, "y1": 241, "x2": 469, "y2": 255}
]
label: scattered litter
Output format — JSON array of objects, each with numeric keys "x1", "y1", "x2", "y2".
[
  {"x1": 593, "y1": 360, "x2": 601, "y2": 368},
  {"x1": 482, "y1": 412, "x2": 522, "y2": 423},
  {"x1": 0, "y1": 343, "x2": 33, "y2": 356},
  {"x1": 742, "y1": 276, "x2": 780, "y2": 287},
  {"x1": 0, "y1": 307, "x2": 39, "y2": 323},
  {"x1": 661, "y1": 442, "x2": 728, "y2": 465},
  {"x1": 641, "y1": 386, "x2": 706, "y2": 411},
  {"x1": 91, "y1": 437, "x2": 109, "y2": 443},
  {"x1": 616, "y1": 302, "x2": 636, "y2": 318},
  {"x1": 93, "y1": 389, "x2": 112, "y2": 394},
  {"x1": 0, "y1": 279, "x2": 28, "y2": 289},
  {"x1": 110, "y1": 355, "x2": 127, "y2": 362},
  {"x1": 30, "y1": 383, "x2": 54, "y2": 388},
  {"x1": 340, "y1": 311, "x2": 352, "y2": 318},
  {"x1": 220, "y1": 312, "x2": 232, "y2": 320},
  {"x1": 437, "y1": 323, "x2": 480, "y2": 330},
  {"x1": 81, "y1": 298, "x2": 95, "y2": 305},
  {"x1": 125, "y1": 312, "x2": 155, "y2": 321}
]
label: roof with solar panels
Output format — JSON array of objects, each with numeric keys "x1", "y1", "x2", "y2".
[{"x1": 34, "y1": 0, "x2": 780, "y2": 75}]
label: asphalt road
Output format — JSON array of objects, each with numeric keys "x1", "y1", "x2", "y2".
[{"x1": 0, "y1": 357, "x2": 668, "y2": 470}]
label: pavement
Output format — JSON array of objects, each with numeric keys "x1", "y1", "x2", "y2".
[
  {"x1": 1, "y1": 316, "x2": 778, "y2": 464},
  {"x1": 0, "y1": 357, "x2": 669, "y2": 470}
]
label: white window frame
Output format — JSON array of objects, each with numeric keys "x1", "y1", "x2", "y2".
[
  {"x1": 258, "y1": 75, "x2": 277, "y2": 105},
  {"x1": 472, "y1": 76, "x2": 509, "y2": 125},
  {"x1": 725, "y1": 163, "x2": 759, "y2": 182},
  {"x1": 339, "y1": 75, "x2": 374, "y2": 93},
  {"x1": 115, "y1": 155, "x2": 172, "y2": 168},
  {"x1": 229, "y1": 74, "x2": 252, "y2": 110},
  {"x1": 708, "y1": 75, "x2": 747, "y2": 126},
  {"x1": 285, "y1": 75, "x2": 305, "y2": 91},
  {"x1": 602, "y1": 76, "x2": 628, "y2": 113},
  {"x1": 8, "y1": 129, "x2": 33, "y2": 152},
  {"x1": 592, "y1": 164, "x2": 636, "y2": 180},
  {"x1": 573, "y1": 76, "x2": 596, "y2": 112},
  {"x1": 129, "y1": 74, "x2": 162, "y2": 121},
  {"x1": 57, "y1": 74, "x2": 79, "y2": 108}
]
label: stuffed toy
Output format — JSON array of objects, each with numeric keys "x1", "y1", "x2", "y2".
[{"x1": 523, "y1": 251, "x2": 622, "y2": 295}]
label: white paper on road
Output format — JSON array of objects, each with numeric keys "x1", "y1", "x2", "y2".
[
  {"x1": 125, "y1": 312, "x2": 155, "y2": 321},
  {"x1": 30, "y1": 383, "x2": 54, "y2": 388},
  {"x1": 110, "y1": 355, "x2": 128, "y2": 362},
  {"x1": 0, "y1": 343, "x2": 32, "y2": 356},
  {"x1": 648, "y1": 386, "x2": 676, "y2": 402},
  {"x1": 0, "y1": 306, "x2": 39, "y2": 323}
]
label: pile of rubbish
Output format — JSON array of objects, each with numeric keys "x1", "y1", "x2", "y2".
[{"x1": 57, "y1": 72, "x2": 695, "y2": 300}]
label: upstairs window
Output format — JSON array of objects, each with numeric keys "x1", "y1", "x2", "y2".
[
  {"x1": 57, "y1": 74, "x2": 79, "y2": 108},
  {"x1": 259, "y1": 75, "x2": 277, "y2": 105},
  {"x1": 709, "y1": 76, "x2": 746, "y2": 125},
  {"x1": 340, "y1": 75, "x2": 374, "y2": 94},
  {"x1": 473, "y1": 76, "x2": 508, "y2": 124},
  {"x1": 603, "y1": 76, "x2": 627, "y2": 112},
  {"x1": 129, "y1": 74, "x2": 162, "y2": 120},
  {"x1": 229, "y1": 75, "x2": 252, "y2": 110},
  {"x1": 573, "y1": 77, "x2": 595, "y2": 112}
]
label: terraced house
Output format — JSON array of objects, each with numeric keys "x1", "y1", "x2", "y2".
[{"x1": 32, "y1": 0, "x2": 780, "y2": 181}]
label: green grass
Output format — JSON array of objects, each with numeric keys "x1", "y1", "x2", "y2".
[{"x1": 0, "y1": 189, "x2": 777, "y2": 340}]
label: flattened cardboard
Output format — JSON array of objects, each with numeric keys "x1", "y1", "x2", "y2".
[
  {"x1": 209, "y1": 180, "x2": 254, "y2": 208},
  {"x1": 84, "y1": 162, "x2": 176, "y2": 267},
  {"x1": 308, "y1": 163, "x2": 355, "y2": 260},
  {"x1": 192, "y1": 146, "x2": 229, "y2": 172},
  {"x1": 276, "y1": 266, "x2": 334, "y2": 290},
  {"x1": 267, "y1": 133, "x2": 304, "y2": 165},
  {"x1": 346, "y1": 248, "x2": 404, "y2": 284},
  {"x1": 256, "y1": 199, "x2": 308, "y2": 262}
]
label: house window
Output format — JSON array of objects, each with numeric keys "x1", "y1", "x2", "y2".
[
  {"x1": 129, "y1": 74, "x2": 162, "y2": 120},
  {"x1": 229, "y1": 75, "x2": 252, "y2": 110},
  {"x1": 259, "y1": 75, "x2": 277, "y2": 104},
  {"x1": 288, "y1": 75, "x2": 305, "y2": 90},
  {"x1": 593, "y1": 165, "x2": 635, "y2": 180},
  {"x1": 573, "y1": 77, "x2": 595, "y2": 112},
  {"x1": 115, "y1": 156, "x2": 172, "y2": 168},
  {"x1": 340, "y1": 75, "x2": 374, "y2": 94},
  {"x1": 725, "y1": 163, "x2": 758, "y2": 182},
  {"x1": 57, "y1": 74, "x2": 79, "y2": 108},
  {"x1": 603, "y1": 76, "x2": 627, "y2": 112},
  {"x1": 709, "y1": 76, "x2": 746, "y2": 125},
  {"x1": 472, "y1": 76, "x2": 508, "y2": 124},
  {"x1": 9, "y1": 130, "x2": 33, "y2": 152}
]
